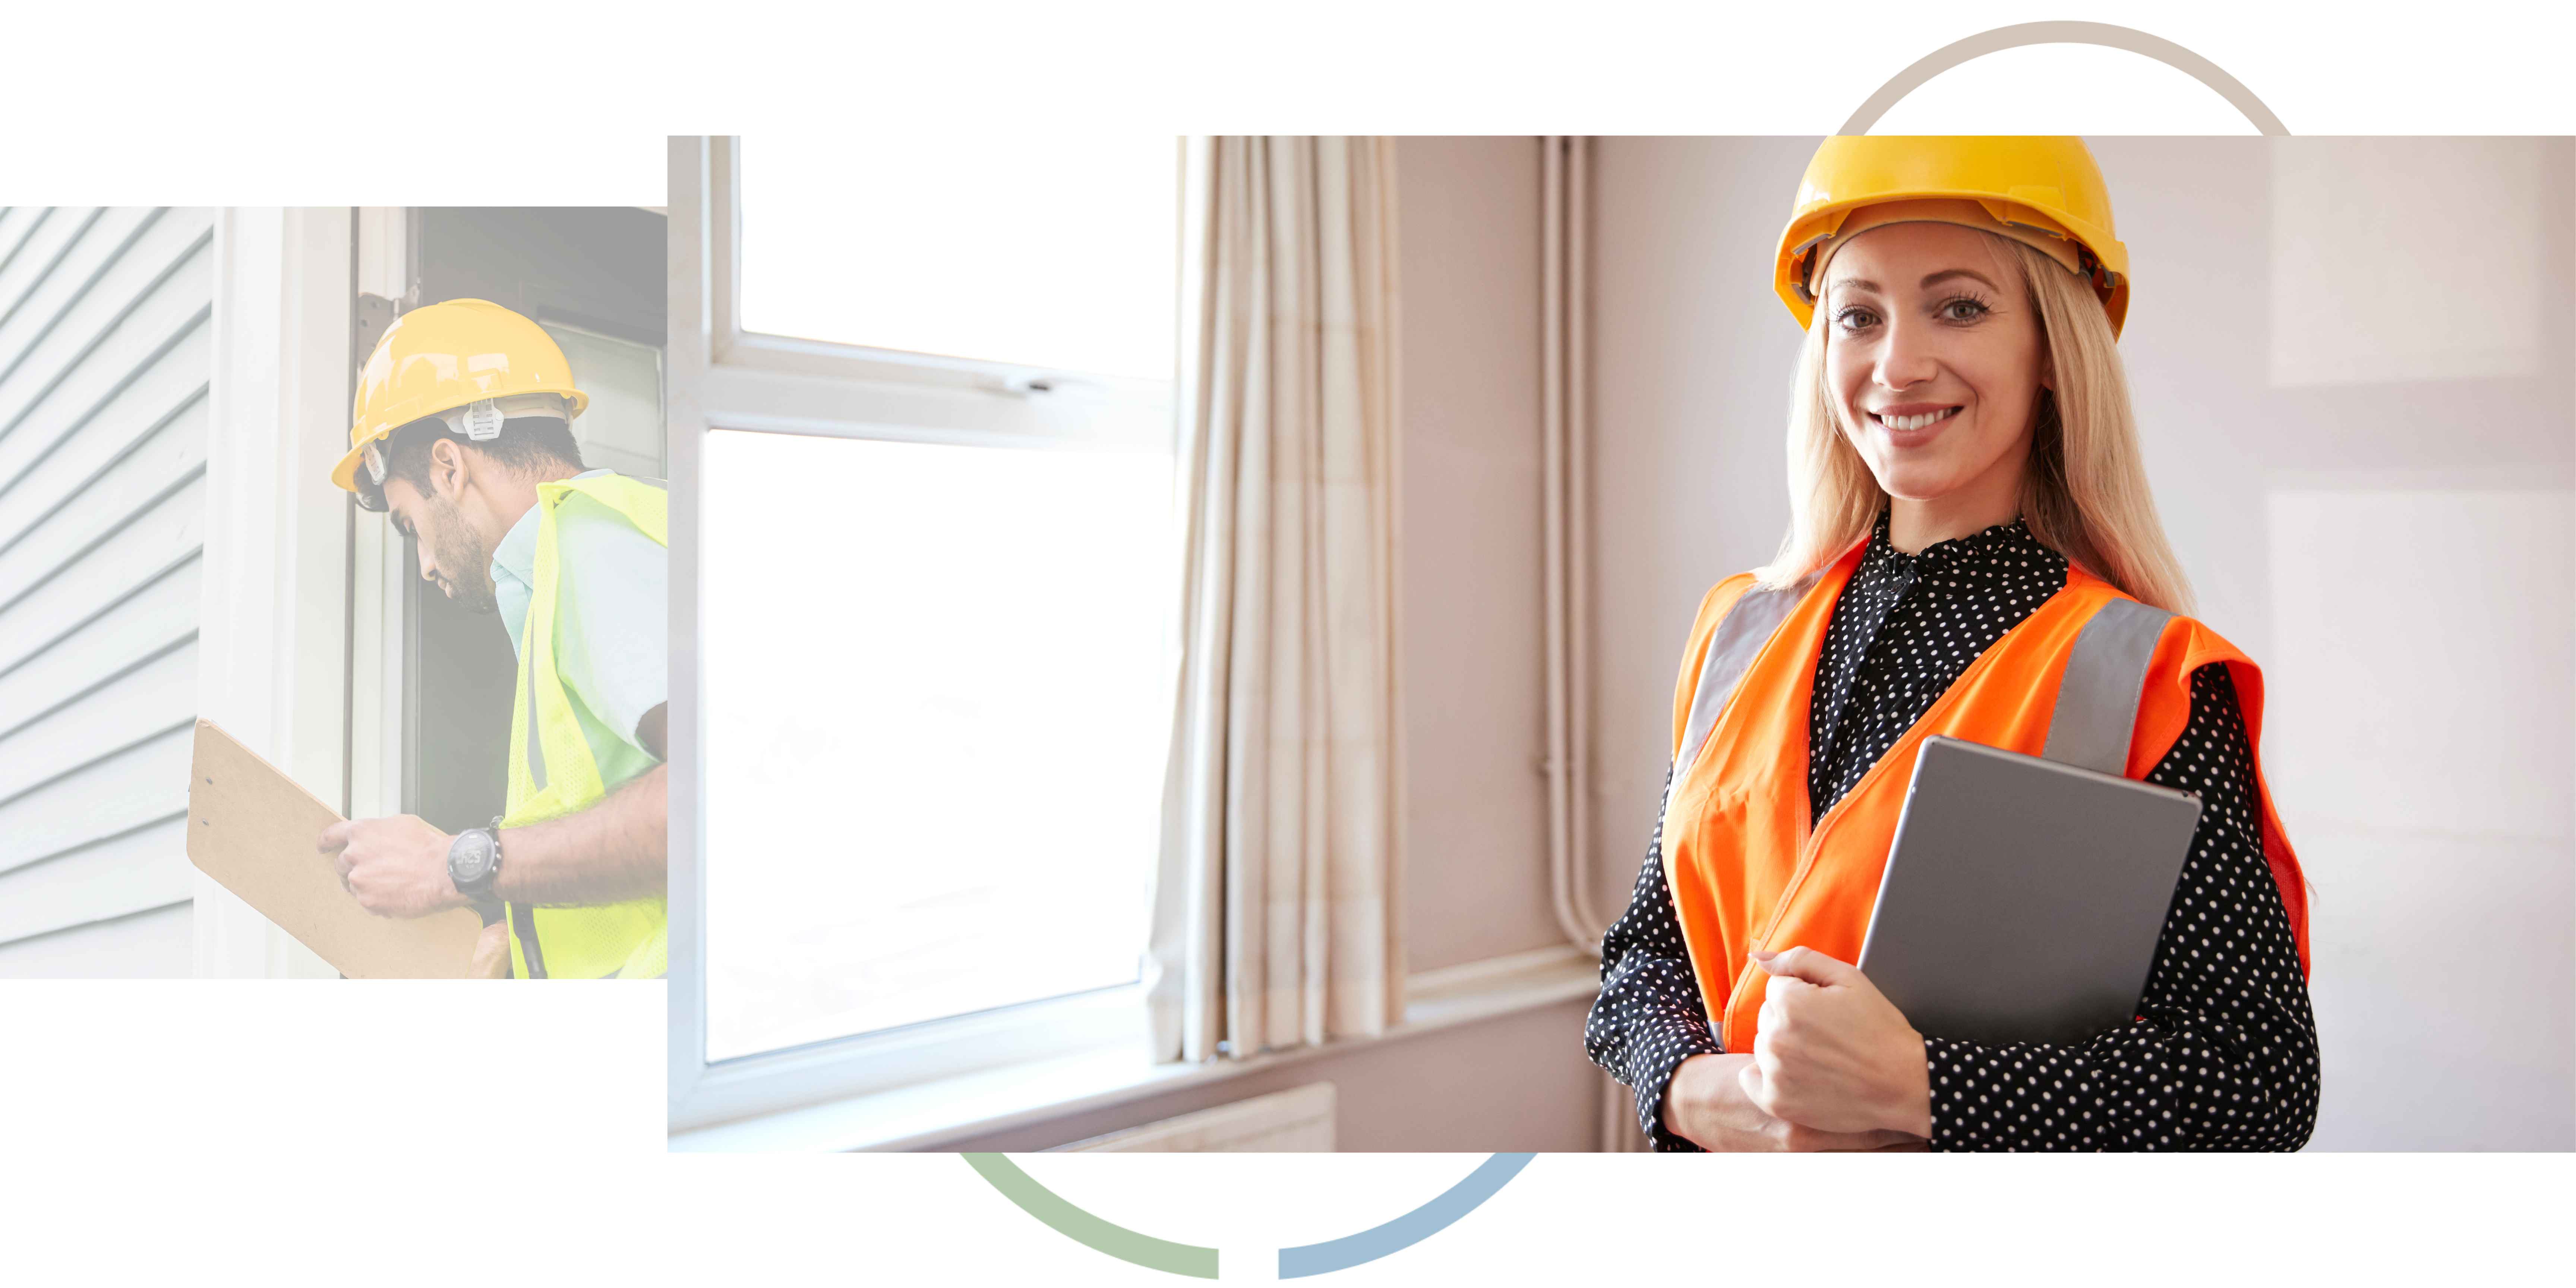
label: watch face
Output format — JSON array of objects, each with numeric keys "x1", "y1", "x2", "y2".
[{"x1": 451, "y1": 831, "x2": 495, "y2": 883}]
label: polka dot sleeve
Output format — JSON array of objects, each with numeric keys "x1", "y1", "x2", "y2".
[
  {"x1": 1585, "y1": 770, "x2": 1721, "y2": 1152},
  {"x1": 1921, "y1": 663, "x2": 2321, "y2": 1150}
]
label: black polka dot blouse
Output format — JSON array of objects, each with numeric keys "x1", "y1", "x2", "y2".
[{"x1": 1584, "y1": 510, "x2": 2320, "y2": 1151}]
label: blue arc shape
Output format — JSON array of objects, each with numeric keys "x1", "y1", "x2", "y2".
[{"x1": 1275, "y1": 1152, "x2": 1535, "y2": 1279}]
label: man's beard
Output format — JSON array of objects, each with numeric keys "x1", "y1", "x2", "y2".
[{"x1": 428, "y1": 494, "x2": 499, "y2": 615}]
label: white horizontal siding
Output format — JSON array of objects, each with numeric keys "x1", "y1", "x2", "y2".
[
  {"x1": 0, "y1": 816, "x2": 192, "y2": 946},
  {"x1": 0, "y1": 901, "x2": 191, "y2": 977},
  {"x1": 0, "y1": 637, "x2": 196, "y2": 802},
  {"x1": 0, "y1": 552, "x2": 198, "y2": 714},
  {"x1": 0, "y1": 207, "x2": 212, "y2": 969}
]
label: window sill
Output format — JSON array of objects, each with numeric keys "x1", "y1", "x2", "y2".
[{"x1": 667, "y1": 943, "x2": 1601, "y2": 1153}]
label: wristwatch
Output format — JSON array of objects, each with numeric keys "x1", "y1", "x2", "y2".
[{"x1": 447, "y1": 815, "x2": 505, "y2": 902}]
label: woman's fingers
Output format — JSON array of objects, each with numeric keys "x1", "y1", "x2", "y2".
[
  {"x1": 1787, "y1": 1124, "x2": 1926, "y2": 1152},
  {"x1": 1750, "y1": 945, "x2": 1857, "y2": 987},
  {"x1": 1737, "y1": 1053, "x2": 1781, "y2": 1118}
]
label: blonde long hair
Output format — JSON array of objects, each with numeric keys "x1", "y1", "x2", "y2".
[{"x1": 1752, "y1": 234, "x2": 2194, "y2": 616}]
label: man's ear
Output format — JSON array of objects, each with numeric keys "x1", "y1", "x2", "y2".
[{"x1": 427, "y1": 435, "x2": 468, "y2": 501}]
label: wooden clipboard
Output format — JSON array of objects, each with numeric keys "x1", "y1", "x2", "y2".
[{"x1": 184, "y1": 719, "x2": 482, "y2": 978}]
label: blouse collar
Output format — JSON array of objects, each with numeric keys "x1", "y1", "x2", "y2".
[{"x1": 1858, "y1": 507, "x2": 2061, "y2": 578}]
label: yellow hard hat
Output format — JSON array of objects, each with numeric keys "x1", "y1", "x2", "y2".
[
  {"x1": 331, "y1": 297, "x2": 590, "y2": 497},
  {"x1": 1775, "y1": 136, "x2": 2130, "y2": 338}
]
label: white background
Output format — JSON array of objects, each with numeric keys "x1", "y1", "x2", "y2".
[{"x1": 4, "y1": 0, "x2": 2572, "y2": 1282}]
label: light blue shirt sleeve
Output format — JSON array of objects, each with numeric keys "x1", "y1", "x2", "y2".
[{"x1": 548, "y1": 489, "x2": 669, "y2": 771}]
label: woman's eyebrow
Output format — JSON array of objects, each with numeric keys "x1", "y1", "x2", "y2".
[
  {"x1": 1832, "y1": 268, "x2": 2004, "y2": 299},
  {"x1": 1920, "y1": 268, "x2": 2001, "y2": 291}
]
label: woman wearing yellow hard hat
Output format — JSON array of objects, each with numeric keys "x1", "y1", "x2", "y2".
[{"x1": 1584, "y1": 137, "x2": 2317, "y2": 1150}]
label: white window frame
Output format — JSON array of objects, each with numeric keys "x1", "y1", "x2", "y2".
[{"x1": 666, "y1": 136, "x2": 1177, "y2": 1134}]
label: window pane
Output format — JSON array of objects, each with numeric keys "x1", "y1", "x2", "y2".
[
  {"x1": 739, "y1": 135, "x2": 1180, "y2": 381},
  {"x1": 702, "y1": 429, "x2": 1173, "y2": 1060},
  {"x1": 539, "y1": 321, "x2": 666, "y2": 479}
]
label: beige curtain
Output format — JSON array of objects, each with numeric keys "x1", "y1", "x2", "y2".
[{"x1": 1149, "y1": 137, "x2": 1402, "y2": 1064}]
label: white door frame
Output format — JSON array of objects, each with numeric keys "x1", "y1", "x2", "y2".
[
  {"x1": 346, "y1": 208, "x2": 410, "y2": 829},
  {"x1": 192, "y1": 207, "x2": 356, "y2": 979}
]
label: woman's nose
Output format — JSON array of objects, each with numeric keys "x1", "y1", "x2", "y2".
[{"x1": 1875, "y1": 316, "x2": 1939, "y2": 390}]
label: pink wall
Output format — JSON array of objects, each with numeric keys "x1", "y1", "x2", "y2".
[{"x1": 1393, "y1": 136, "x2": 1563, "y2": 973}]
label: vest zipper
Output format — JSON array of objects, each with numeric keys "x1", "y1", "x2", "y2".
[{"x1": 1720, "y1": 787, "x2": 1846, "y2": 1039}]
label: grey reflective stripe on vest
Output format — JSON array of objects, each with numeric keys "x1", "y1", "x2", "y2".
[
  {"x1": 2040, "y1": 597, "x2": 2174, "y2": 776},
  {"x1": 1674, "y1": 575, "x2": 1818, "y2": 777},
  {"x1": 524, "y1": 643, "x2": 550, "y2": 792},
  {"x1": 520, "y1": 475, "x2": 663, "y2": 812}
]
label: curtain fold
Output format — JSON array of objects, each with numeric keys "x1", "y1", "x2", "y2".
[{"x1": 1149, "y1": 136, "x2": 1402, "y2": 1064}]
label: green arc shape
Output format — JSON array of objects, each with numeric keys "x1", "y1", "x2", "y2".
[{"x1": 961, "y1": 1152, "x2": 1220, "y2": 1279}]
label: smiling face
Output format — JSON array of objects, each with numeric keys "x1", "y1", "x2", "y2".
[{"x1": 1819, "y1": 221, "x2": 2053, "y2": 509}]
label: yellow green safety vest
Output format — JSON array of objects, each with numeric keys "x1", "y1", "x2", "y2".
[{"x1": 501, "y1": 471, "x2": 669, "y2": 979}]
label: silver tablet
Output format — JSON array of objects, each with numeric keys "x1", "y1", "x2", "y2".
[{"x1": 1854, "y1": 735, "x2": 2203, "y2": 1047}]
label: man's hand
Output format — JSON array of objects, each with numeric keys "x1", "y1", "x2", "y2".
[
  {"x1": 1664, "y1": 1052, "x2": 1926, "y2": 1152},
  {"x1": 1740, "y1": 947, "x2": 1935, "y2": 1138},
  {"x1": 319, "y1": 815, "x2": 467, "y2": 919}
]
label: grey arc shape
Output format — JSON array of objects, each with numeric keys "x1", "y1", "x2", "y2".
[{"x1": 1840, "y1": 21, "x2": 2289, "y2": 136}]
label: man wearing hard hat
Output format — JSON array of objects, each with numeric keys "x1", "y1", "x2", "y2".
[{"x1": 317, "y1": 298, "x2": 668, "y2": 979}]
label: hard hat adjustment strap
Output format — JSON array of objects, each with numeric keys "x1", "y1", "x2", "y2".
[
  {"x1": 461, "y1": 398, "x2": 506, "y2": 441},
  {"x1": 1788, "y1": 232, "x2": 1834, "y2": 306},
  {"x1": 2075, "y1": 245, "x2": 2113, "y2": 292},
  {"x1": 429, "y1": 392, "x2": 573, "y2": 443}
]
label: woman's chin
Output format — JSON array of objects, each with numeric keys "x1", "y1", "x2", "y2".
[{"x1": 1871, "y1": 471, "x2": 1971, "y2": 504}]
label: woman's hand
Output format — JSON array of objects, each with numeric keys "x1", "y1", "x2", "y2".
[
  {"x1": 1740, "y1": 947, "x2": 1934, "y2": 1137},
  {"x1": 1664, "y1": 1053, "x2": 1926, "y2": 1151}
]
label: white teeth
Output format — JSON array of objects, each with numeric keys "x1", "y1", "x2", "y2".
[{"x1": 1875, "y1": 407, "x2": 1959, "y2": 431}]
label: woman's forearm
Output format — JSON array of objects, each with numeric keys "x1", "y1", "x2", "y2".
[{"x1": 1586, "y1": 772, "x2": 1724, "y2": 1151}]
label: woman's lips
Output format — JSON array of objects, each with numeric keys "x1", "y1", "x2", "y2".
[{"x1": 1869, "y1": 405, "x2": 1962, "y2": 444}]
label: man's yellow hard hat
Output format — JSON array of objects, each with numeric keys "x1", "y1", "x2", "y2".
[
  {"x1": 332, "y1": 297, "x2": 590, "y2": 496},
  {"x1": 1774, "y1": 136, "x2": 2130, "y2": 338}
]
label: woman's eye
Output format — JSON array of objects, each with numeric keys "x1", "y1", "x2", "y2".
[
  {"x1": 1834, "y1": 307, "x2": 1879, "y2": 331},
  {"x1": 1939, "y1": 297, "x2": 1990, "y2": 322}
]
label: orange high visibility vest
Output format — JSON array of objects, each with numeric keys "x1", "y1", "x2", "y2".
[{"x1": 1660, "y1": 537, "x2": 2311, "y2": 1056}]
